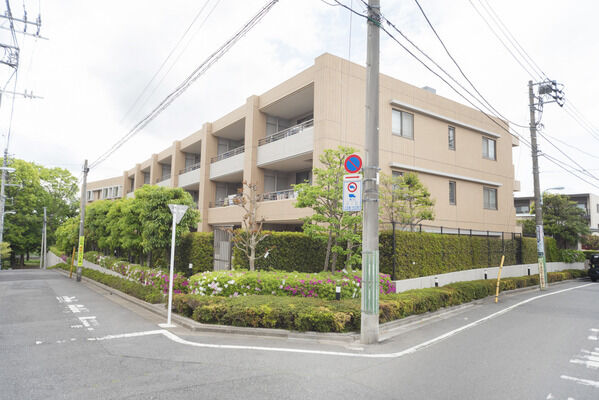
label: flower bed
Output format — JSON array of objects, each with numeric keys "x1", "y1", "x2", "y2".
[{"x1": 188, "y1": 269, "x2": 396, "y2": 300}]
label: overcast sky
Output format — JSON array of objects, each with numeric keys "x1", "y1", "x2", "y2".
[{"x1": 1, "y1": 0, "x2": 598, "y2": 197}]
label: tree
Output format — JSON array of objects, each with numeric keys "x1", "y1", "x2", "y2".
[
  {"x1": 294, "y1": 146, "x2": 362, "y2": 271},
  {"x1": 542, "y1": 193, "x2": 590, "y2": 248},
  {"x1": 85, "y1": 200, "x2": 114, "y2": 252},
  {"x1": 135, "y1": 185, "x2": 200, "y2": 266},
  {"x1": 518, "y1": 218, "x2": 535, "y2": 236},
  {"x1": 55, "y1": 217, "x2": 79, "y2": 253},
  {"x1": 229, "y1": 181, "x2": 269, "y2": 271},
  {"x1": 392, "y1": 172, "x2": 434, "y2": 231}
]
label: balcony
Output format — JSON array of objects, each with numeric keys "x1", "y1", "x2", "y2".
[
  {"x1": 257, "y1": 120, "x2": 314, "y2": 169},
  {"x1": 210, "y1": 146, "x2": 245, "y2": 181},
  {"x1": 260, "y1": 189, "x2": 297, "y2": 202},
  {"x1": 155, "y1": 174, "x2": 171, "y2": 187},
  {"x1": 178, "y1": 163, "x2": 202, "y2": 188},
  {"x1": 209, "y1": 194, "x2": 242, "y2": 208}
]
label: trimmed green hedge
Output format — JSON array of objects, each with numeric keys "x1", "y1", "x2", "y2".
[
  {"x1": 232, "y1": 231, "x2": 326, "y2": 272},
  {"x1": 172, "y1": 269, "x2": 586, "y2": 332},
  {"x1": 176, "y1": 232, "x2": 213, "y2": 274},
  {"x1": 52, "y1": 262, "x2": 164, "y2": 303}
]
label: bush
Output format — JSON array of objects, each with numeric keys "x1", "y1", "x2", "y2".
[
  {"x1": 172, "y1": 269, "x2": 586, "y2": 332},
  {"x1": 232, "y1": 231, "x2": 327, "y2": 273},
  {"x1": 559, "y1": 249, "x2": 586, "y2": 263},
  {"x1": 52, "y1": 263, "x2": 164, "y2": 303},
  {"x1": 188, "y1": 269, "x2": 395, "y2": 299},
  {"x1": 176, "y1": 232, "x2": 213, "y2": 274}
]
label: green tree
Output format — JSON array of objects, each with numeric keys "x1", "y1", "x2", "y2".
[
  {"x1": 38, "y1": 166, "x2": 79, "y2": 245},
  {"x1": 392, "y1": 172, "x2": 434, "y2": 231},
  {"x1": 85, "y1": 200, "x2": 114, "y2": 252},
  {"x1": 518, "y1": 218, "x2": 536, "y2": 236},
  {"x1": 294, "y1": 146, "x2": 362, "y2": 271},
  {"x1": 55, "y1": 217, "x2": 79, "y2": 253},
  {"x1": 542, "y1": 193, "x2": 590, "y2": 248},
  {"x1": 135, "y1": 185, "x2": 200, "y2": 266}
]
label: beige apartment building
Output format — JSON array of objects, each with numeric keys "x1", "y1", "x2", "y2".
[{"x1": 87, "y1": 53, "x2": 520, "y2": 235}]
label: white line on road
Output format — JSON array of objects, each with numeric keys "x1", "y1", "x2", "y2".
[
  {"x1": 87, "y1": 283, "x2": 595, "y2": 359},
  {"x1": 560, "y1": 375, "x2": 599, "y2": 389}
]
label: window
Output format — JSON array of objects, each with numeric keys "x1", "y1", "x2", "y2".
[
  {"x1": 482, "y1": 137, "x2": 496, "y2": 160},
  {"x1": 392, "y1": 109, "x2": 414, "y2": 139},
  {"x1": 87, "y1": 191, "x2": 92, "y2": 201},
  {"x1": 484, "y1": 187, "x2": 497, "y2": 210},
  {"x1": 392, "y1": 171, "x2": 404, "y2": 179},
  {"x1": 448, "y1": 126, "x2": 455, "y2": 150},
  {"x1": 185, "y1": 153, "x2": 201, "y2": 168},
  {"x1": 143, "y1": 172, "x2": 150, "y2": 185},
  {"x1": 449, "y1": 181, "x2": 456, "y2": 205},
  {"x1": 596, "y1": 204, "x2": 599, "y2": 213}
]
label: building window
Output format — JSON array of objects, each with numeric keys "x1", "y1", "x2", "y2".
[
  {"x1": 484, "y1": 187, "x2": 497, "y2": 210},
  {"x1": 449, "y1": 181, "x2": 456, "y2": 205},
  {"x1": 392, "y1": 171, "x2": 404, "y2": 179},
  {"x1": 87, "y1": 191, "x2": 92, "y2": 201},
  {"x1": 596, "y1": 204, "x2": 599, "y2": 213},
  {"x1": 392, "y1": 109, "x2": 414, "y2": 139},
  {"x1": 482, "y1": 137, "x2": 496, "y2": 160},
  {"x1": 448, "y1": 126, "x2": 455, "y2": 150},
  {"x1": 143, "y1": 172, "x2": 150, "y2": 185}
]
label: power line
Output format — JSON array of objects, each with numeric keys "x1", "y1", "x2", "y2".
[
  {"x1": 118, "y1": 0, "x2": 214, "y2": 125},
  {"x1": 89, "y1": 0, "x2": 279, "y2": 170},
  {"x1": 412, "y1": 0, "x2": 528, "y2": 129}
]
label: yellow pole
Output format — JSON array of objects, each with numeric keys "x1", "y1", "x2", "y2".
[
  {"x1": 69, "y1": 247, "x2": 76, "y2": 279},
  {"x1": 494, "y1": 255, "x2": 505, "y2": 303}
]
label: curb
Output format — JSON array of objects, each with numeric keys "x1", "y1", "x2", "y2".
[{"x1": 52, "y1": 267, "x2": 587, "y2": 344}]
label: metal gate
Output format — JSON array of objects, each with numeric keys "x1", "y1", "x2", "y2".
[{"x1": 213, "y1": 226, "x2": 232, "y2": 270}]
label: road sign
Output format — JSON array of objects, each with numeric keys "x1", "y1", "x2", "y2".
[
  {"x1": 168, "y1": 204, "x2": 189, "y2": 224},
  {"x1": 343, "y1": 174, "x2": 362, "y2": 212},
  {"x1": 344, "y1": 154, "x2": 362, "y2": 174}
]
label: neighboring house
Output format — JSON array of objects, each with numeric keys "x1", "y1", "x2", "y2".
[
  {"x1": 514, "y1": 193, "x2": 599, "y2": 235},
  {"x1": 87, "y1": 53, "x2": 520, "y2": 234}
]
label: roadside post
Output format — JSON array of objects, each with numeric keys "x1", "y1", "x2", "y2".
[
  {"x1": 494, "y1": 254, "x2": 506, "y2": 303},
  {"x1": 69, "y1": 247, "x2": 76, "y2": 279},
  {"x1": 160, "y1": 204, "x2": 188, "y2": 328}
]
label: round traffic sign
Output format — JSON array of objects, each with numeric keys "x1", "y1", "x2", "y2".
[
  {"x1": 344, "y1": 154, "x2": 362, "y2": 173},
  {"x1": 347, "y1": 182, "x2": 358, "y2": 192}
]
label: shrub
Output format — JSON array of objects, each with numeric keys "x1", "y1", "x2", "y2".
[
  {"x1": 52, "y1": 263, "x2": 164, "y2": 303},
  {"x1": 232, "y1": 231, "x2": 326, "y2": 273},
  {"x1": 172, "y1": 269, "x2": 586, "y2": 332},
  {"x1": 559, "y1": 249, "x2": 586, "y2": 263},
  {"x1": 188, "y1": 269, "x2": 395, "y2": 299},
  {"x1": 175, "y1": 232, "x2": 213, "y2": 274}
]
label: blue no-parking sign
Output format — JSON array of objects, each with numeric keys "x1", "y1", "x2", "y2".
[{"x1": 344, "y1": 154, "x2": 362, "y2": 174}]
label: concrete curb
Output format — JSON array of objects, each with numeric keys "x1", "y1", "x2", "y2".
[{"x1": 52, "y1": 266, "x2": 587, "y2": 344}]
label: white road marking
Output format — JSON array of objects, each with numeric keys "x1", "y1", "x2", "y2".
[
  {"x1": 546, "y1": 394, "x2": 554, "y2": 399},
  {"x1": 590, "y1": 329, "x2": 599, "y2": 333},
  {"x1": 78, "y1": 316, "x2": 98, "y2": 331},
  {"x1": 56, "y1": 296, "x2": 78, "y2": 303},
  {"x1": 560, "y1": 375, "x2": 599, "y2": 389},
  {"x1": 35, "y1": 341, "x2": 42, "y2": 345},
  {"x1": 569, "y1": 358, "x2": 599, "y2": 369},
  {"x1": 67, "y1": 304, "x2": 88, "y2": 314},
  {"x1": 588, "y1": 336, "x2": 598, "y2": 341},
  {"x1": 86, "y1": 283, "x2": 595, "y2": 359}
]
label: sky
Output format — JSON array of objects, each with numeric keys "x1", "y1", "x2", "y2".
[{"x1": 1, "y1": 0, "x2": 598, "y2": 197}]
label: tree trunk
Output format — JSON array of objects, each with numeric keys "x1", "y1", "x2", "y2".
[
  {"x1": 19, "y1": 254, "x2": 24, "y2": 266},
  {"x1": 26, "y1": 251, "x2": 30, "y2": 261},
  {"x1": 249, "y1": 243, "x2": 255, "y2": 271},
  {"x1": 324, "y1": 230, "x2": 333, "y2": 271}
]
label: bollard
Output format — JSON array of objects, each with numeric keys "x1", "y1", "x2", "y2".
[
  {"x1": 527, "y1": 267, "x2": 530, "y2": 276},
  {"x1": 484, "y1": 269, "x2": 488, "y2": 280},
  {"x1": 335, "y1": 286, "x2": 341, "y2": 300},
  {"x1": 189, "y1": 263, "x2": 193, "y2": 270},
  {"x1": 434, "y1": 277, "x2": 439, "y2": 287}
]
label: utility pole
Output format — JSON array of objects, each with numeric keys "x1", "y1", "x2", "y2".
[
  {"x1": 0, "y1": 149, "x2": 12, "y2": 270},
  {"x1": 528, "y1": 80, "x2": 547, "y2": 290},
  {"x1": 361, "y1": 0, "x2": 381, "y2": 344},
  {"x1": 42, "y1": 207, "x2": 46, "y2": 269},
  {"x1": 77, "y1": 160, "x2": 89, "y2": 282}
]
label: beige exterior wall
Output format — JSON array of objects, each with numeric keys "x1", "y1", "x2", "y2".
[{"x1": 86, "y1": 53, "x2": 518, "y2": 233}]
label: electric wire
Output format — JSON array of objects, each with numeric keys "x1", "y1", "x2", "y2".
[
  {"x1": 412, "y1": 0, "x2": 528, "y2": 129},
  {"x1": 89, "y1": 0, "x2": 278, "y2": 170},
  {"x1": 118, "y1": 0, "x2": 213, "y2": 125},
  {"x1": 327, "y1": 0, "x2": 599, "y2": 191},
  {"x1": 540, "y1": 133, "x2": 599, "y2": 162}
]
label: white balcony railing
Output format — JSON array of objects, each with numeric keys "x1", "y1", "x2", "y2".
[
  {"x1": 258, "y1": 119, "x2": 314, "y2": 146},
  {"x1": 260, "y1": 189, "x2": 297, "y2": 202},
  {"x1": 210, "y1": 146, "x2": 245, "y2": 163}
]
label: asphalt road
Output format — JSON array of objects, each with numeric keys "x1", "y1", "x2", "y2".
[{"x1": 1, "y1": 269, "x2": 598, "y2": 400}]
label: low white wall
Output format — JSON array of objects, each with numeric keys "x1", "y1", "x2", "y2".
[{"x1": 394, "y1": 262, "x2": 586, "y2": 293}]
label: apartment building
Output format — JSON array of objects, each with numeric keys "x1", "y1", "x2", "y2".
[
  {"x1": 87, "y1": 53, "x2": 520, "y2": 234},
  {"x1": 515, "y1": 193, "x2": 599, "y2": 234}
]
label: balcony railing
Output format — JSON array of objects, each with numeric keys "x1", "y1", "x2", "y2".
[
  {"x1": 156, "y1": 173, "x2": 171, "y2": 183},
  {"x1": 258, "y1": 119, "x2": 314, "y2": 146},
  {"x1": 260, "y1": 189, "x2": 297, "y2": 202},
  {"x1": 209, "y1": 194, "x2": 242, "y2": 208},
  {"x1": 179, "y1": 162, "x2": 202, "y2": 175},
  {"x1": 210, "y1": 146, "x2": 245, "y2": 163}
]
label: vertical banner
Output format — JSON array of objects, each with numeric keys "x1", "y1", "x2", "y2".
[{"x1": 77, "y1": 236, "x2": 85, "y2": 267}]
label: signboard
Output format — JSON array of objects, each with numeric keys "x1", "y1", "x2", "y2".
[
  {"x1": 77, "y1": 236, "x2": 85, "y2": 267},
  {"x1": 344, "y1": 154, "x2": 362, "y2": 174},
  {"x1": 168, "y1": 204, "x2": 189, "y2": 224},
  {"x1": 343, "y1": 174, "x2": 362, "y2": 212},
  {"x1": 535, "y1": 225, "x2": 544, "y2": 254}
]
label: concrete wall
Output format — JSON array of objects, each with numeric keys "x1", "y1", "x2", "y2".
[{"x1": 393, "y1": 262, "x2": 586, "y2": 293}]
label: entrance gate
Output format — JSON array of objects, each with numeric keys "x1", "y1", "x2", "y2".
[{"x1": 213, "y1": 226, "x2": 232, "y2": 270}]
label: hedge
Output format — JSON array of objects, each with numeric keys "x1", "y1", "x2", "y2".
[
  {"x1": 176, "y1": 232, "x2": 213, "y2": 274},
  {"x1": 172, "y1": 269, "x2": 586, "y2": 333},
  {"x1": 51, "y1": 262, "x2": 164, "y2": 303},
  {"x1": 232, "y1": 231, "x2": 327, "y2": 272}
]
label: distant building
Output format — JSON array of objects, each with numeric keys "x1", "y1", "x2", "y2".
[
  {"x1": 514, "y1": 193, "x2": 599, "y2": 235},
  {"x1": 87, "y1": 53, "x2": 520, "y2": 234}
]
